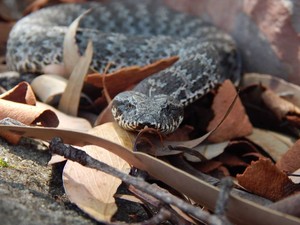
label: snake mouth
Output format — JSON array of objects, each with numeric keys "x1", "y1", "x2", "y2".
[
  {"x1": 111, "y1": 104, "x2": 183, "y2": 134},
  {"x1": 113, "y1": 114, "x2": 183, "y2": 134}
]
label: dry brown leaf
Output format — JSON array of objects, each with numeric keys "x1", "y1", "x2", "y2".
[
  {"x1": 242, "y1": 73, "x2": 300, "y2": 107},
  {"x1": 237, "y1": 158, "x2": 300, "y2": 201},
  {"x1": 246, "y1": 128, "x2": 294, "y2": 162},
  {"x1": 0, "y1": 81, "x2": 36, "y2": 105},
  {"x1": 36, "y1": 102, "x2": 91, "y2": 131},
  {"x1": 1, "y1": 124, "x2": 300, "y2": 225},
  {"x1": 63, "y1": 123, "x2": 132, "y2": 222},
  {"x1": 31, "y1": 74, "x2": 67, "y2": 104},
  {"x1": 0, "y1": 99, "x2": 58, "y2": 143},
  {"x1": 95, "y1": 102, "x2": 114, "y2": 126},
  {"x1": 261, "y1": 89, "x2": 300, "y2": 120},
  {"x1": 207, "y1": 80, "x2": 253, "y2": 142},
  {"x1": 25, "y1": 0, "x2": 88, "y2": 14},
  {"x1": 218, "y1": 152, "x2": 250, "y2": 168},
  {"x1": 86, "y1": 56, "x2": 179, "y2": 98},
  {"x1": 0, "y1": 100, "x2": 58, "y2": 127},
  {"x1": 276, "y1": 139, "x2": 300, "y2": 173}
]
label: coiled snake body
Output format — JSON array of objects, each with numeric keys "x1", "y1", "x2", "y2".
[{"x1": 6, "y1": 0, "x2": 241, "y2": 133}]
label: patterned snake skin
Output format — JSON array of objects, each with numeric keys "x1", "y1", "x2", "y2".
[{"x1": 6, "y1": 0, "x2": 241, "y2": 133}]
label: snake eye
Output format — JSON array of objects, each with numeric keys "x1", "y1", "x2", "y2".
[{"x1": 125, "y1": 101, "x2": 135, "y2": 110}]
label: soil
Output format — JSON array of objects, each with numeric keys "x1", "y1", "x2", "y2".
[{"x1": 0, "y1": 137, "x2": 101, "y2": 225}]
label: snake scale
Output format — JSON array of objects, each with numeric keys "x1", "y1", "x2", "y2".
[{"x1": 6, "y1": 0, "x2": 241, "y2": 133}]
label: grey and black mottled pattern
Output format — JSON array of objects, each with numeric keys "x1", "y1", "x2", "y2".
[{"x1": 6, "y1": 0, "x2": 241, "y2": 133}]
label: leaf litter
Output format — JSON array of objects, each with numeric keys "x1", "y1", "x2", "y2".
[{"x1": 0, "y1": 2, "x2": 300, "y2": 225}]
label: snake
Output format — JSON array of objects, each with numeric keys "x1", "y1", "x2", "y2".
[{"x1": 6, "y1": 0, "x2": 241, "y2": 134}]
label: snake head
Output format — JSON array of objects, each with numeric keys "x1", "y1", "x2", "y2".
[{"x1": 111, "y1": 91, "x2": 184, "y2": 134}]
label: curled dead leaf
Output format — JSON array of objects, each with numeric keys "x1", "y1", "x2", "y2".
[
  {"x1": 261, "y1": 89, "x2": 300, "y2": 120},
  {"x1": 31, "y1": 74, "x2": 67, "y2": 104},
  {"x1": 242, "y1": 73, "x2": 300, "y2": 107},
  {"x1": 237, "y1": 158, "x2": 300, "y2": 201},
  {"x1": 0, "y1": 99, "x2": 58, "y2": 143},
  {"x1": 0, "y1": 81, "x2": 36, "y2": 105}
]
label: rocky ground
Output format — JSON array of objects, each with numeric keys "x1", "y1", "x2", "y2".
[{"x1": 0, "y1": 137, "x2": 101, "y2": 225}]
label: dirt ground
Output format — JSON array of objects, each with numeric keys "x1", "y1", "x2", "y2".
[{"x1": 0, "y1": 137, "x2": 102, "y2": 225}]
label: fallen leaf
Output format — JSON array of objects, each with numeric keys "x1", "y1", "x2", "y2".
[
  {"x1": 261, "y1": 89, "x2": 300, "y2": 120},
  {"x1": 62, "y1": 7, "x2": 90, "y2": 76},
  {"x1": 86, "y1": 56, "x2": 179, "y2": 98},
  {"x1": 237, "y1": 158, "x2": 300, "y2": 201},
  {"x1": 95, "y1": 102, "x2": 114, "y2": 125},
  {"x1": 36, "y1": 102, "x2": 91, "y2": 131},
  {"x1": 242, "y1": 73, "x2": 300, "y2": 107},
  {"x1": 0, "y1": 99, "x2": 58, "y2": 127},
  {"x1": 31, "y1": 74, "x2": 67, "y2": 104},
  {"x1": 276, "y1": 139, "x2": 300, "y2": 173},
  {"x1": 268, "y1": 192, "x2": 300, "y2": 218},
  {"x1": 183, "y1": 141, "x2": 228, "y2": 162},
  {"x1": 207, "y1": 80, "x2": 253, "y2": 142},
  {"x1": 1, "y1": 124, "x2": 300, "y2": 225},
  {"x1": 63, "y1": 123, "x2": 132, "y2": 222},
  {"x1": 289, "y1": 168, "x2": 300, "y2": 184},
  {"x1": 58, "y1": 40, "x2": 93, "y2": 116},
  {"x1": 0, "y1": 81, "x2": 36, "y2": 105},
  {"x1": 246, "y1": 128, "x2": 295, "y2": 162},
  {"x1": 0, "y1": 99, "x2": 58, "y2": 143},
  {"x1": 194, "y1": 160, "x2": 223, "y2": 174}
]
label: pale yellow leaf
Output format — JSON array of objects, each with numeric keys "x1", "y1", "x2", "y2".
[
  {"x1": 246, "y1": 128, "x2": 295, "y2": 161},
  {"x1": 58, "y1": 41, "x2": 93, "y2": 116},
  {"x1": 63, "y1": 10, "x2": 91, "y2": 75},
  {"x1": 63, "y1": 123, "x2": 133, "y2": 222},
  {"x1": 184, "y1": 141, "x2": 229, "y2": 162},
  {"x1": 31, "y1": 74, "x2": 67, "y2": 104}
]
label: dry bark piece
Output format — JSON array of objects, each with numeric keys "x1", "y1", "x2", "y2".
[
  {"x1": 0, "y1": 81, "x2": 36, "y2": 105},
  {"x1": 237, "y1": 158, "x2": 300, "y2": 201},
  {"x1": 86, "y1": 56, "x2": 179, "y2": 98},
  {"x1": 276, "y1": 139, "x2": 300, "y2": 173},
  {"x1": 207, "y1": 80, "x2": 253, "y2": 142}
]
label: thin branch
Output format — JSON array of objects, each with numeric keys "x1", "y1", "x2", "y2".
[
  {"x1": 49, "y1": 137, "x2": 224, "y2": 225},
  {"x1": 214, "y1": 177, "x2": 234, "y2": 225}
]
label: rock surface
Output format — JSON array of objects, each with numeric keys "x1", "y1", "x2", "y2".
[{"x1": 0, "y1": 138, "x2": 99, "y2": 225}]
